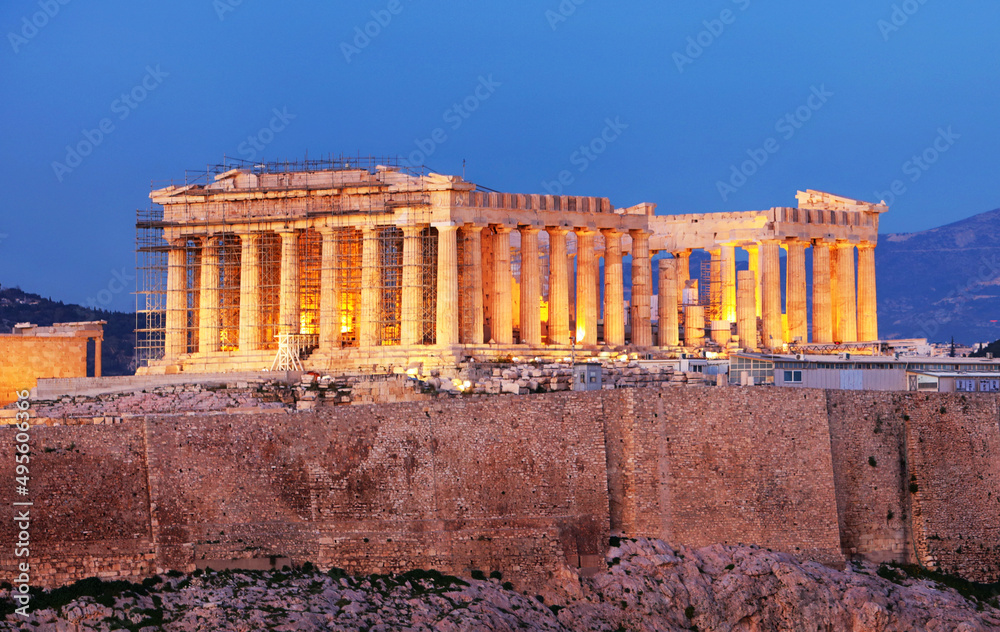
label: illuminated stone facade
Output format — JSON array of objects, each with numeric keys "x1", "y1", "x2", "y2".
[{"x1": 139, "y1": 161, "x2": 885, "y2": 374}]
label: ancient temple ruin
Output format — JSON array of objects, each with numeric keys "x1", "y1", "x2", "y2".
[{"x1": 136, "y1": 157, "x2": 884, "y2": 374}]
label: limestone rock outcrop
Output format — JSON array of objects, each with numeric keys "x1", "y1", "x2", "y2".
[{"x1": 3, "y1": 538, "x2": 996, "y2": 631}]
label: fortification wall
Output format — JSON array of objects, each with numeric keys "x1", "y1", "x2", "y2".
[
  {"x1": 0, "y1": 337, "x2": 88, "y2": 406},
  {"x1": 902, "y1": 393, "x2": 1000, "y2": 581},
  {"x1": 2, "y1": 387, "x2": 999, "y2": 588},
  {"x1": 827, "y1": 391, "x2": 1000, "y2": 581},
  {"x1": 0, "y1": 423, "x2": 155, "y2": 586},
  {"x1": 1, "y1": 392, "x2": 611, "y2": 588},
  {"x1": 826, "y1": 391, "x2": 914, "y2": 565},
  {"x1": 610, "y1": 388, "x2": 845, "y2": 565}
]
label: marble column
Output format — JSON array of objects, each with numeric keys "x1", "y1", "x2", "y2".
[
  {"x1": 460, "y1": 225, "x2": 485, "y2": 345},
  {"x1": 721, "y1": 244, "x2": 737, "y2": 323},
  {"x1": 547, "y1": 228, "x2": 570, "y2": 346},
  {"x1": 436, "y1": 224, "x2": 459, "y2": 346},
  {"x1": 786, "y1": 240, "x2": 808, "y2": 344},
  {"x1": 674, "y1": 249, "x2": 691, "y2": 309},
  {"x1": 492, "y1": 226, "x2": 513, "y2": 344},
  {"x1": 684, "y1": 305, "x2": 705, "y2": 348},
  {"x1": 760, "y1": 240, "x2": 783, "y2": 349},
  {"x1": 481, "y1": 229, "x2": 495, "y2": 342},
  {"x1": 602, "y1": 229, "x2": 624, "y2": 346},
  {"x1": 519, "y1": 227, "x2": 542, "y2": 346},
  {"x1": 400, "y1": 225, "x2": 424, "y2": 346},
  {"x1": 658, "y1": 259, "x2": 679, "y2": 347},
  {"x1": 359, "y1": 227, "x2": 380, "y2": 348},
  {"x1": 736, "y1": 269, "x2": 757, "y2": 350},
  {"x1": 238, "y1": 233, "x2": 261, "y2": 352},
  {"x1": 165, "y1": 240, "x2": 188, "y2": 358},
  {"x1": 575, "y1": 229, "x2": 598, "y2": 346},
  {"x1": 318, "y1": 227, "x2": 341, "y2": 349},
  {"x1": 198, "y1": 235, "x2": 221, "y2": 353},
  {"x1": 630, "y1": 230, "x2": 652, "y2": 347},
  {"x1": 857, "y1": 242, "x2": 878, "y2": 341},
  {"x1": 812, "y1": 241, "x2": 833, "y2": 344},
  {"x1": 278, "y1": 229, "x2": 300, "y2": 336},
  {"x1": 835, "y1": 243, "x2": 858, "y2": 342},
  {"x1": 745, "y1": 243, "x2": 762, "y2": 317},
  {"x1": 94, "y1": 337, "x2": 102, "y2": 377}
]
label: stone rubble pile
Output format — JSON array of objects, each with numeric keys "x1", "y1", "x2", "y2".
[
  {"x1": 12, "y1": 361, "x2": 719, "y2": 419},
  {"x1": 449, "y1": 360, "x2": 709, "y2": 397},
  {"x1": 3, "y1": 538, "x2": 996, "y2": 631},
  {"x1": 27, "y1": 382, "x2": 290, "y2": 420}
]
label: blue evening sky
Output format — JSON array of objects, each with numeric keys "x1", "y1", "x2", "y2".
[{"x1": 1, "y1": 0, "x2": 997, "y2": 311}]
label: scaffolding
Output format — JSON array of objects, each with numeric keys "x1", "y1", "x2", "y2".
[
  {"x1": 699, "y1": 259, "x2": 720, "y2": 321},
  {"x1": 135, "y1": 155, "x2": 438, "y2": 367},
  {"x1": 135, "y1": 207, "x2": 168, "y2": 368}
]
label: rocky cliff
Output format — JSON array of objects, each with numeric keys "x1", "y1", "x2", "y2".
[{"x1": 3, "y1": 538, "x2": 996, "y2": 631}]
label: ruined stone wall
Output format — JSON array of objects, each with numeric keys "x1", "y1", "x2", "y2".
[
  {"x1": 0, "y1": 337, "x2": 88, "y2": 405},
  {"x1": 608, "y1": 388, "x2": 845, "y2": 565}
]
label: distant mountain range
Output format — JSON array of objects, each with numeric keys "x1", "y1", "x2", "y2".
[{"x1": 877, "y1": 208, "x2": 1000, "y2": 344}]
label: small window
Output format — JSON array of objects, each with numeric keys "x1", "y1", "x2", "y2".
[{"x1": 784, "y1": 370, "x2": 803, "y2": 383}]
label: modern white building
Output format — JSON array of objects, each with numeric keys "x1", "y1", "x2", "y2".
[{"x1": 730, "y1": 352, "x2": 1000, "y2": 391}]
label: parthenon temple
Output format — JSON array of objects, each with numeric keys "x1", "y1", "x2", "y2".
[{"x1": 136, "y1": 158, "x2": 886, "y2": 373}]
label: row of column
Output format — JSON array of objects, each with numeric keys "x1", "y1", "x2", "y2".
[
  {"x1": 165, "y1": 225, "x2": 461, "y2": 358},
  {"x1": 477, "y1": 226, "x2": 652, "y2": 349},
  {"x1": 657, "y1": 239, "x2": 877, "y2": 350},
  {"x1": 165, "y1": 228, "x2": 876, "y2": 358},
  {"x1": 165, "y1": 224, "x2": 655, "y2": 358}
]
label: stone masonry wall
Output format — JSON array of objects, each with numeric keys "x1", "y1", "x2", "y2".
[
  {"x1": 902, "y1": 392, "x2": 1000, "y2": 581},
  {"x1": 0, "y1": 423, "x2": 155, "y2": 586},
  {"x1": 826, "y1": 391, "x2": 915, "y2": 565},
  {"x1": 2, "y1": 391, "x2": 611, "y2": 589},
  {"x1": 609, "y1": 388, "x2": 845, "y2": 565},
  {"x1": 2, "y1": 387, "x2": 999, "y2": 589},
  {"x1": 0, "y1": 337, "x2": 87, "y2": 406},
  {"x1": 827, "y1": 391, "x2": 1000, "y2": 582}
]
